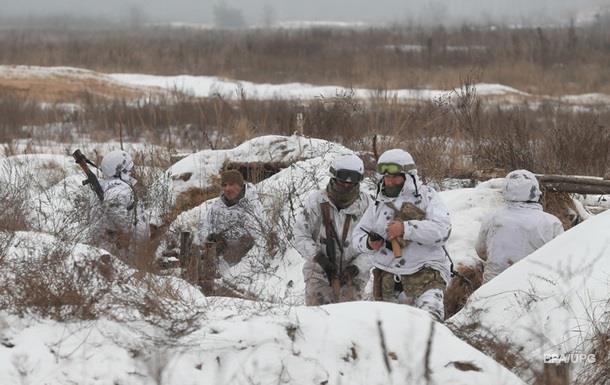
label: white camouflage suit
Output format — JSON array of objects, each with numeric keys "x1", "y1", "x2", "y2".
[
  {"x1": 476, "y1": 169, "x2": 564, "y2": 283},
  {"x1": 198, "y1": 183, "x2": 265, "y2": 266},
  {"x1": 91, "y1": 150, "x2": 149, "y2": 261},
  {"x1": 294, "y1": 189, "x2": 372, "y2": 305},
  {"x1": 353, "y1": 170, "x2": 451, "y2": 320},
  {"x1": 96, "y1": 176, "x2": 149, "y2": 260}
]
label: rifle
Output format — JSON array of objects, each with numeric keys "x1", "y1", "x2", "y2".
[
  {"x1": 320, "y1": 202, "x2": 343, "y2": 299},
  {"x1": 72, "y1": 149, "x2": 104, "y2": 202}
]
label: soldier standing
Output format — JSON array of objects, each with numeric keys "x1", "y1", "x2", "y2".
[
  {"x1": 95, "y1": 149, "x2": 149, "y2": 262},
  {"x1": 294, "y1": 154, "x2": 372, "y2": 305}
]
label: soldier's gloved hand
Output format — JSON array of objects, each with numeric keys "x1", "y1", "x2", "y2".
[
  {"x1": 314, "y1": 252, "x2": 337, "y2": 283},
  {"x1": 340, "y1": 265, "x2": 359, "y2": 285}
]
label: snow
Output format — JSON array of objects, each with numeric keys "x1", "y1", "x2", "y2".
[
  {"x1": 159, "y1": 140, "x2": 507, "y2": 304},
  {"x1": 166, "y1": 134, "x2": 352, "y2": 198},
  {"x1": 1, "y1": 131, "x2": 608, "y2": 384},
  {"x1": 108, "y1": 72, "x2": 527, "y2": 101},
  {"x1": 448, "y1": 208, "x2": 610, "y2": 378},
  {"x1": 440, "y1": 179, "x2": 506, "y2": 268},
  {"x1": 7, "y1": 64, "x2": 610, "y2": 106},
  {"x1": 0, "y1": 226, "x2": 526, "y2": 385},
  {"x1": 0, "y1": 300, "x2": 526, "y2": 385},
  {"x1": 158, "y1": 139, "x2": 357, "y2": 302}
]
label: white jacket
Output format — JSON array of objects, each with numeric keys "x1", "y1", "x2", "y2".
[
  {"x1": 198, "y1": 183, "x2": 265, "y2": 242},
  {"x1": 294, "y1": 189, "x2": 372, "y2": 280},
  {"x1": 476, "y1": 201, "x2": 564, "y2": 282},
  {"x1": 353, "y1": 175, "x2": 452, "y2": 283},
  {"x1": 97, "y1": 177, "x2": 149, "y2": 253}
]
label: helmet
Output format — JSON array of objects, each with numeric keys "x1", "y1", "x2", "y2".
[
  {"x1": 376, "y1": 149, "x2": 416, "y2": 176},
  {"x1": 503, "y1": 169, "x2": 541, "y2": 202},
  {"x1": 330, "y1": 154, "x2": 364, "y2": 183},
  {"x1": 101, "y1": 150, "x2": 134, "y2": 178}
]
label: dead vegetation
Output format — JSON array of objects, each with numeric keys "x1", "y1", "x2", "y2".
[
  {"x1": 1, "y1": 22, "x2": 609, "y2": 94},
  {"x1": 1, "y1": 84, "x2": 608, "y2": 183}
]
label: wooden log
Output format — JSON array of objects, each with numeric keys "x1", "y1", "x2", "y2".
[
  {"x1": 537, "y1": 174, "x2": 610, "y2": 195},
  {"x1": 541, "y1": 182, "x2": 610, "y2": 195}
]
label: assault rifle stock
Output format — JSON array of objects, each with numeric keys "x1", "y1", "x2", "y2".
[{"x1": 72, "y1": 149, "x2": 104, "y2": 202}]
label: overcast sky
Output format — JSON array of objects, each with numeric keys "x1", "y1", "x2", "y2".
[{"x1": 1, "y1": 0, "x2": 606, "y2": 26}]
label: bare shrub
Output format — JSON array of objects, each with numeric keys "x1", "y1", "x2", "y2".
[
  {"x1": 541, "y1": 113, "x2": 610, "y2": 176},
  {"x1": 576, "y1": 303, "x2": 610, "y2": 385},
  {"x1": 0, "y1": 232, "x2": 205, "y2": 335},
  {"x1": 0, "y1": 242, "x2": 106, "y2": 320}
]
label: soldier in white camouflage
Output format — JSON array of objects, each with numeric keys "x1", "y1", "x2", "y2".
[
  {"x1": 476, "y1": 169, "x2": 564, "y2": 283},
  {"x1": 294, "y1": 154, "x2": 372, "y2": 306},
  {"x1": 352, "y1": 149, "x2": 451, "y2": 321},
  {"x1": 198, "y1": 169, "x2": 264, "y2": 267},
  {"x1": 94, "y1": 150, "x2": 149, "y2": 262}
]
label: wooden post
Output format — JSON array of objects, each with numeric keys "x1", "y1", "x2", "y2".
[
  {"x1": 200, "y1": 241, "x2": 217, "y2": 295},
  {"x1": 179, "y1": 232, "x2": 197, "y2": 283}
]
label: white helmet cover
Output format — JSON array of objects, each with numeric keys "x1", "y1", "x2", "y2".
[
  {"x1": 101, "y1": 150, "x2": 134, "y2": 178},
  {"x1": 377, "y1": 149, "x2": 416, "y2": 176},
  {"x1": 503, "y1": 169, "x2": 541, "y2": 202},
  {"x1": 330, "y1": 154, "x2": 364, "y2": 183}
]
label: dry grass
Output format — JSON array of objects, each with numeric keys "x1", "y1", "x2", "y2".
[
  {"x1": 0, "y1": 77, "x2": 147, "y2": 103},
  {"x1": 1, "y1": 85, "x2": 608, "y2": 182},
  {"x1": 0, "y1": 22, "x2": 609, "y2": 94}
]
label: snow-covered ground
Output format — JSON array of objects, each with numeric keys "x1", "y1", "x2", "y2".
[
  {"x1": 449, "y1": 209, "x2": 610, "y2": 381},
  {"x1": 0, "y1": 230, "x2": 525, "y2": 385},
  {"x1": 3, "y1": 65, "x2": 610, "y2": 106},
  {"x1": 0, "y1": 301, "x2": 526, "y2": 385},
  {"x1": 1, "y1": 134, "x2": 608, "y2": 384}
]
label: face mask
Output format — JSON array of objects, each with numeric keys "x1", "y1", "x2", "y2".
[
  {"x1": 382, "y1": 183, "x2": 403, "y2": 198},
  {"x1": 327, "y1": 178, "x2": 359, "y2": 209}
]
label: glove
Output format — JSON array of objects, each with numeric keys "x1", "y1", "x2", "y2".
[
  {"x1": 340, "y1": 265, "x2": 359, "y2": 285},
  {"x1": 314, "y1": 252, "x2": 337, "y2": 284}
]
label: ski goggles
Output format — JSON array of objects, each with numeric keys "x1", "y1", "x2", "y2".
[
  {"x1": 331, "y1": 167, "x2": 363, "y2": 183},
  {"x1": 376, "y1": 163, "x2": 405, "y2": 175}
]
